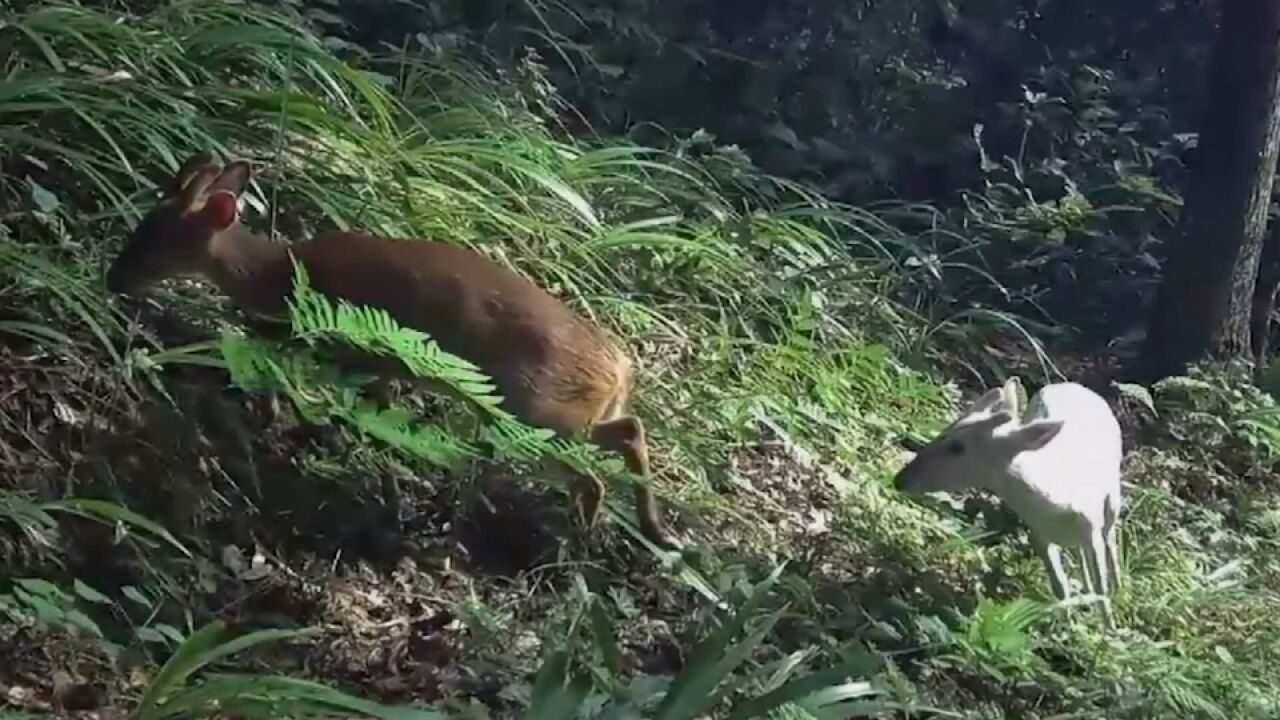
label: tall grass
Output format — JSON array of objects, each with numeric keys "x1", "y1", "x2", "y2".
[
  {"x1": 0, "y1": 0, "x2": 945, "y2": 713},
  {"x1": 0, "y1": 0, "x2": 941, "y2": 519}
]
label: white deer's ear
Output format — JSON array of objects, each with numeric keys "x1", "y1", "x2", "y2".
[
  {"x1": 967, "y1": 387, "x2": 1007, "y2": 415},
  {"x1": 1005, "y1": 419, "x2": 1063, "y2": 452},
  {"x1": 983, "y1": 410, "x2": 1015, "y2": 431},
  {"x1": 1001, "y1": 376, "x2": 1023, "y2": 416}
]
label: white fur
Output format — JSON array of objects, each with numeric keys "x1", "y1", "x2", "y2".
[{"x1": 895, "y1": 378, "x2": 1123, "y2": 610}]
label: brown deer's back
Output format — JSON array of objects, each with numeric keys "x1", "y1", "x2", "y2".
[{"x1": 287, "y1": 232, "x2": 630, "y2": 432}]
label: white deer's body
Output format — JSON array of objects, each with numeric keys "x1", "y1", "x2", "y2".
[
  {"x1": 895, "y1": 378, "x2": 1123, "y2": 610},
  {"x1": 997, "y1": 384, "x2": 1121, "y2": 550}
]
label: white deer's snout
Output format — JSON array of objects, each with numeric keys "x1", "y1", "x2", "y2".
[{"x1": 893, "y1": 410, "x2": 1017, "y2": 494}]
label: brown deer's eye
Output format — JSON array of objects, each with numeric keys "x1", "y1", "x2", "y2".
[{"x1": 947, "y1": 439, "x2": 965, "y2": 456}]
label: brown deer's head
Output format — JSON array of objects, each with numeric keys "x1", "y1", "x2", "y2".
[{"x1": 106, "y1": 150, "x2": 252, "y2": 294}]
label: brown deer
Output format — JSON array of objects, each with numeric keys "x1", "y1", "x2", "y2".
[{"x1": 106, "y1": 150, "x2": 679, "y2": 550}]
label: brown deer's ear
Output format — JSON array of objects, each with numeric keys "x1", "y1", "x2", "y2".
[
  {"x1": 203, "y1": 191, "x2": 239, "y2": 230},
  {"x1": 207, "y1": 160, "x2": 252, "y2": 197},
  {"x1": 178, "y1": 165, "x2": 221, "y2": 211},
  {"x1": 172, "y1": 150, "x2": 218, "y2": 196}
]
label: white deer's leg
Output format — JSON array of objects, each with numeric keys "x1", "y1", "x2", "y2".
[
  {"x1": 1033, "y1": 536, "x2": 1070, "y2": 600},
  {"x1": 1104, "y1": 519, "x2": 1121, "y2": 591},
  {"x1": 1084, "y1": 526, "x2": 1110, "y2": 597},
  {"x1": 1085, "y1": 525, "x2": 1116, "y2": 627},
  {"x1": 1099, "y1": 493, "x2": 1122, "y2": 592},
  {"x1": 1077, "y1": 546, "x2": 1097, "y2": 595}
]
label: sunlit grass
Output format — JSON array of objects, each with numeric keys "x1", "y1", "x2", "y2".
[{"x1": 0, "y1": 0, "x2": 926, "y2": 510}]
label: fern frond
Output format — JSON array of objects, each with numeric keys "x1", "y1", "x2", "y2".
[
  {"x1": 214, "y1": 257, "x2": 645, "y2": 515},
  {"x1": 286, "y1": 257, "x2": 508, "y2": 415}
]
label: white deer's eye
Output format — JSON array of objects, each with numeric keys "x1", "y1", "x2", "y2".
[{"x1": 946, "y1": 439, "x2": 965, "y2": 456}]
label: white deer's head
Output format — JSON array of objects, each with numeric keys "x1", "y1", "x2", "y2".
[{"x1": 895, "y1": 377, "x2": 1064, "y2": 493}]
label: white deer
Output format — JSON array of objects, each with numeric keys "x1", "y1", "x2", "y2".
[{"x1": 895, "y1": 377, "x2": 1123, "y2": 614}]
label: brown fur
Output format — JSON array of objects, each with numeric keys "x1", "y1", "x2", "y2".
[{"x1": 106, "y1": 151, "x2": 678, "y2": 549}]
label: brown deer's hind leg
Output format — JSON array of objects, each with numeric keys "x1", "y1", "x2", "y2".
[
  {"x1": 588, "y1": 415, "x2": 679, "y2": 549},
  {"x1": 568, "y1": 471, "x2": 608, "y2": 529}
]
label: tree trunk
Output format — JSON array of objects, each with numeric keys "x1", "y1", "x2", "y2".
[
  {"x1": 1137, "y1": 0, "x2": 1280, "y2": 382},
  {"x1": 1251, "y1": 224, "x2": 1280, "y2": 362}
]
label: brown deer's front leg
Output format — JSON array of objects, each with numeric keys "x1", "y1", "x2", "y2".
[{"x1": 589, "y1": 416, "x2": 679, "y2": 549}]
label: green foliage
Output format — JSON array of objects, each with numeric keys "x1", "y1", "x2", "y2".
[
  {"x1": 0, "y1": 226, "x2": 133, "y2": 376},
  {"x1": 519, "y1": 565, "x2": 920, "y2": 719},
  {"x1": 130, "y1": 621, "x2": 442, "y2": 720},
  {"x1": 312, "y1": 0, "x2": 1211, "y2": 357},
  {"x1": 1146, "y1": 367, "x2": 1280, "y2": 474},
  {"x1": 0, "y1": 577, "x2": 105, "y2": 640},
  {"x1": 0, "y1": 490, "x2": 60, "y2": 553},
  {"x1": 958, "y1": 597, "x2": 1050, "y2": 679}
]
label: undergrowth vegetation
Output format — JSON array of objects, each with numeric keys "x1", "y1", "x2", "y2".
[{"x1": 1, "y1": 1, "x2": 1280, "y2": 719}]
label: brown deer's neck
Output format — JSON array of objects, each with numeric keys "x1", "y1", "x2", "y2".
[{"x1": 205, "y1": 224, "x2": 295, "y2": 318}]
